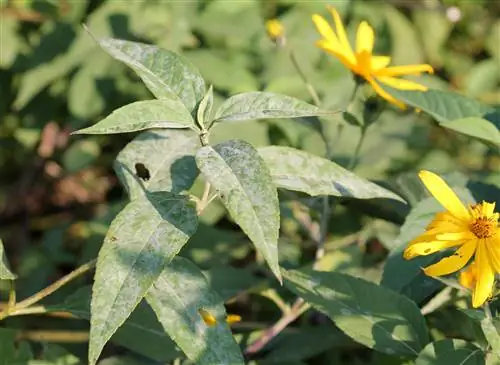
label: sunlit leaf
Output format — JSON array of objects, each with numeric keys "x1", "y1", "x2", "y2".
[
  {"x1": 0, "y1": 238, "x2": 15, "y2": 280},
  {"x1": 213, "y1": 92, "x2": 328, "y2": 123},
  {"x1": 439, "y1": 117, "x2": 500, "y2": 148},
  {"x1": 89, "y1": 192, "x2": 198, "y2": 365},
  {"x1": 114, "y1": 129, "x2": 199, "y2": 200},
  {"x1": 73, "y1": 99, "x2": 195, "y2": 135},
  {"x1": 258, "y1": 146, "x2": 405, "y2": 202},
  {"x1": 284, "y1": 269, "x2": 429, "y2": 357},
  {"x1": 195, "y1": 140, "x2": 281, "y2": 282},
  {"x1": 146, "y1": 257, "x2": 245, "y2": 365},
  {"x1": 415, "y1": 339, "x2": 484, "y2": 365}
]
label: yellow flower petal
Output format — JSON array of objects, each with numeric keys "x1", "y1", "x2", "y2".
[
  {"x1": 199, "y1": 308, "x2": 217, "y2": 326},
  {"x1": 423, "y1": 240, "x2": 476, "y2": 277},
  {"x1": 375, "y1": 76, "x2": 428, "y2": 91},
  {"x1": 312, "y1": 14, "x2": 340, "y2": 47},
  {"x1": 356, "y1": 21, "x2": 374, "y2": 54},
  {"x1": 327, "y1": 6, "x2": 356, "y2": 64},
  {"x1": 266, "y1": 19, "x2": 285, "y2": 41},
  {"x1": 418, "y1": 170, "x2": 471, "y2": 222},
  {"x1": 371, "y1": 56, "x2": 391, "y2": 70},
  {"x1": 226, "y1": 314, "x2": 242, "y2": 324},
  {"x1": 404, "y1": 239, "x2": 462, "y2": 260},
  {"x1": 365, "y1": 75, "x2": 406, "y2": 109},
  {"x1": 316, "y1": 40, "x2": 356, "y2": 71},
  {"x1": 486, "y1": 239, "x2": 500, "y2": 272},
  {"x1": 473, "y1": 242, "x2": 495, "y2": 308},
  {"x1": 459, "y1": 262, "x2": 477, "y2": 290},
  {"x1": 375, "y1": 64, "x2": 434, "y2": 77}
]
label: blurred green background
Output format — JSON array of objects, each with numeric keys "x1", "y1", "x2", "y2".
[{"x1": 0, "y1": 0, "x2": 499, "y2": 364}]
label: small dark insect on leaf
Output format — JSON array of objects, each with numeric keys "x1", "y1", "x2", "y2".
[
  {"x1": 110, "y1": 236, "x2": 117, "y2": 242},
  {"x1": 135, "y1": 163, "x2": 150, "y2": 181}
]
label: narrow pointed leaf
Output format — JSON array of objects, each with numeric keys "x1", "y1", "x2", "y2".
[
  {"x1": 114, "y1": 129, "x2": 199, "y2": 200},
  {"x1": 439, "y1": 117, "x2": 500, "y2": 147},
  {"x1": 0, "y1": 239, "x2": 15, "y2": 280},
  {"x1": 146, "y1": 257, "x2": 245, "y2": 365},
  {"x1": 284, "y1": 269, "x2": 429, "y2": 357},
  {"x1": 195, "y1": 140, "x2": 281, "y2": 282},
  {"x1": 415, "y1": 339, "x2": 484, "y2": 365},
  {"x1": 89, "y1": 32, "x2": 205, "y2": 112},
  {"x1": 73, "y1": 99, "x2": 194, "y2": 135},
  {"x1": 89, "y1": 192, "x2": 198, "y2": 365},
  {"x1": 213, "y1": 92, "x2": 328, "y2": 123},
  {"x1": 258, "y1": 146, "x2": 405, "y2": 202},
  {"x1": 197, "y1": 85, "x2": 214, "y2": 129}
]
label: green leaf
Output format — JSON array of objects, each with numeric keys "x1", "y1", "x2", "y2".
[
  {"x1": 203, "y1": 266, "x2": 261, "y2": 301},
  {"x1": 0, "y1": 329, "x2": 32, "y2": 365},
  {"x1": 284, "y1": 269, "x2": 429, "y2": 357},
  {"x1": 480, "y1": 314, "x2": 500, "y2": 361},
  {"x1": 0, "y1": 238, "x2": 15, "y2": 280},
  {"x1": 87, "y1": 31, "x2": 206, "y2": 112},
  {"x1": 146, "y1": 257, "x2": 245, "y2": 365},
  {"x1": 213, "y1": 92, "x2": 327, "y2": 123},
  {"x1": 89, "y1": 192, "x2": 198, "y2": 365},
  {"x1": 382, "y1": 87, "x2": 496, "y2": 124},
  {"x1": 195, "y1": 140, "x2": 281, "y2": 282},
  {"x1": 197, "y1": 85, "x2": 214, "y2": 129},
  {"x1": 62, "y1": 139, "x2": 101, "y2": 173},
  {"x1": 415, "y1": 339, "x2": 484, "y2": 365},
  {"x1": 258, "y1": 146, "x2": 405, "y2": 202},
  {"x1": 73, "y1": 99, "x2": 195, "y2": 135},
  {"x1": 114, "y1": 129, "x2": 199, "y2": 200},
  {"x1": 439, "y1": 117, "x2": 500, "y2": 148},
  {"x1": 49, "y1": 286, "x2": 181, "y2": 362}
]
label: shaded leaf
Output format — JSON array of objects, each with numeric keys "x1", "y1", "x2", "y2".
[
  {"x1": 88, "y1": 32, "x2": 205, "y2": 112},
  {"x1": 0, "y1": 329, "x2": 32, "y2": 365},
  {"x1": 114, "y1": 129, "x2": 199, "y2": 200},
  {"x1": 89, "y1": 192, "x2": 198, "y2": 365},
  {"x1": 0, "y1": 239, "x2": 15, "y2": 280},
  {"x1": 73, "y1": 99, "x2": 194, "y2": 135},
  {"x1": 415, "y1": 339, "x2": 484, "y2": 365},
  {"x1": 203, "y1": 266, "x2": 261, "y2": 301},
  {"x1": 258, "y1": 146, "x2": 405, "y2": 202},
  {"x1": 284, "y1": 269, "x2": 429, "y2": 357},
  {"x1": 195, "y1": 140, "x2": 281, "y2": 282},
  {"x1": 480, "y1": 315, "x2": 500, "y2": 361},
  {"x1": 439, "y1": 117, "x2": 500, "y2": 148},
  {"x1": 146, "y1": 257, "x2": 244, "y2": 365},
  {"x1": 213, "y1": 92, "x2": 327, "y2": 123}
]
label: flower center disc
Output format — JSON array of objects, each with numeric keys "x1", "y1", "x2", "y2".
[{"x1": 470, "y1": 217, "x2": 496, "y2": 239}]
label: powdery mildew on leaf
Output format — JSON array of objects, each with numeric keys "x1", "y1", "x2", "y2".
[
  {"x1": 89, "y1": 192, "x2": 198, "y2": 365},
  {"x1": 196, "y1": 140, "x2": 281, "y2": 282},
  {"x1": 0, "y1": 239, "x2": 15, "y2": 280},
  {"x1": 258, "y1": 146, "x2": 405, "y2": 202},
  {"x1": 114, "y1": 129, "x2": 199, "y2": 200},
  {"x1": 146, "y1": 257, "x2": 245, "y2": 365},
  {"x1": 284, "y1": 269, "x2": 429, "y2": 357},
  {"x1": 214, "y1": 91, "x2": 327, "y2": 122},
  {"x1": 73, "y1": 99, "x2": 194, "y2": 135},
  {"x1": 97, "y1": 38, "x2": 206, "y2": 112}
]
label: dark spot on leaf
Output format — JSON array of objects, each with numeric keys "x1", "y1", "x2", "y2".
[{"x1": 135, "y1": 163, "x2": 150, "y2": 181}]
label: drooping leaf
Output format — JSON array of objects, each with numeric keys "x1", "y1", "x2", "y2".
[
  {"x1": 73, "y1": 99, "x2": 195, "y2": 135},
  {"x1": 114, "y1": 129, "x2": 199, "y2": 200},
  {"x1": 284, "y1": 269, "x2": 429, "y2": 357},
  {"x1": 87, "y1": 32, "x2": 206, "y2": 112},
  {"x1": 0, "y1": 238, "x2": 16, "y2": 280},
  {"x1": 146, "y1": 257, "x2": 245, "y2": 365},
  {"x1": 195, "y1": 140, "x2": 281, "y2": 282},
  {"x1": 89, "y1": 192, "x2": 198, "y2": 365},
  {"x1": 213, "y1": 92, "x2": 328, "y2": 123},
  {"x1": 439, "y1": 117, "x2": 500, "y2": 148},
  {"x1": 415, "y1": 339, "x2": 484, "y2": 365},
  {"x1": 258, "y1": 146, "x2": 405, "y2": 202},
  {"x1": 49, "y1": 286, "x2": 181, "y2": 362}
]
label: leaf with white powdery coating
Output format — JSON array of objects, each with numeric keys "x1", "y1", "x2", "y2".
[
  {"x1": 284, "y1": 269, "x2": 429, "y2": 357},
  {"x1": 146, "y1": 257, "x2": 244, "y2": 365},
  {"x1": 88, "y1": 31, "x2": 205, "y2": 112},
  {"x1": 195, "y1": 140, "x2": 281, "y2": 282},
  {"x1": 114, "y1": 129, "x2": 199, "y2": 200},
  {"x1": 73, "y1": 99, "x2": 195, "y2": 135},
  {"x1": 213, "y1": 92, "x2": 329, "y2": 123},
  {"x1": 258, "y1": 146, "x2": 405, "y2": 202},
  {"x1": 89, "y1": 192, "x2": 198, "y2": 365},
  {"x1": 0, "y1": 238, "x2": 15, "y2": 280}
]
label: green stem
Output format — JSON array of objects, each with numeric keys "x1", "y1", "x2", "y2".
[
  {"x1": 289, "y1": 49, "x2": 321, "y2": 107},
  {"x1": 347, "y1": 125, "x2": 368, "y2": 171}
]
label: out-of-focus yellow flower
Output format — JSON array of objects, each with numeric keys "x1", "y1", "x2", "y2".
[
  {"x1": 312, "y1": 6, "x2": 434, "y2": 109},
  {"x1": 266, "y1": 19, "x2": 285, "y2": 44},
  {"x1": 403, "y1": 170, "x2": 500, "y2": 308},
  {"x1": 199, "y1": 309, "x2": 241, "y2": 327}
]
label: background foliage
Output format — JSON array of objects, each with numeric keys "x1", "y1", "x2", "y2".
[{"x1": 1, "y1": 0, "x2": 500, "y2": 364}]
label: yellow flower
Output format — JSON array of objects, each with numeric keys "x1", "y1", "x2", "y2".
[
  {"x1": 266, "y1": 19, "x2": 285, "y2": 43},
  {"x1": 312, "y1": 6, "x2": 434, "y2": 109},
  {"x1": 403, "y1": 170, "x2": 500, "y2": 308},
  {"x1": 459, "y1": 262, "x2": 494, "y2": 304}
]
